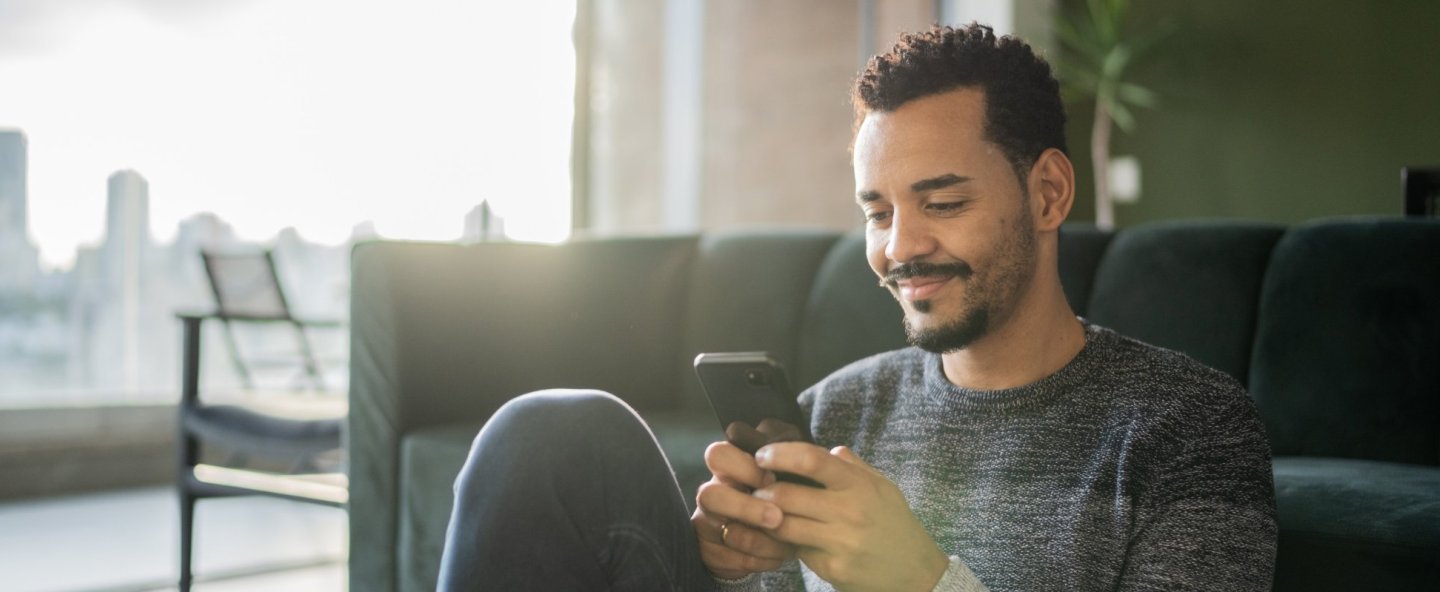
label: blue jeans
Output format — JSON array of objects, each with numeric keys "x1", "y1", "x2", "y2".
[{"x1": 437, "y1": 389, "x2": 721, "y2": 591}]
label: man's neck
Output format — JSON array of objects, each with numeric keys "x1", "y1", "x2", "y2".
[{"x1": 939, "y1": 279, "x2": 1086, "y2": 391}]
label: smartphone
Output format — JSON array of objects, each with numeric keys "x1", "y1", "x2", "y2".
[{"x1": 693, "y1": 352, "x2": 823, "y2": 488}]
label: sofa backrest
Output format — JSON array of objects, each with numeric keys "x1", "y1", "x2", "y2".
[
  {"x1": 1056, "y1": 223, "x2": 1116, "y2": 317},
  {"x1": 1087, "y1": 220, "x2": 1285, "y2": 386},
  {"x1": 675, "y1": 230, "x2": 842, "y2": 411},
  {"x1": 351, "y1": 236, "x2": 698, "y2": 429},
  {"x1": 793, "y1": 230, "x2": 908, "y2": 388},
  {"x1": 1249, "y1": 218, "x2": 1440, "y2": 465}
]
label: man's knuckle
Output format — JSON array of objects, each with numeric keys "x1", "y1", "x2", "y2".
[
  {"x1": 724, "y1": 525, "x2": 747, "y2": 548},
  {"x1": 695, "y1": 482, "x2": 724, "y2": 509},
  {"x1": 812, "y1": 555, "x2": 838, "y2": 580},
  {"x1": 704, "y1": 441, "x2": 727, "y2": 464},
  {"x1": 792, "y1": 450, "x2": 818, "y2": 474},
  {"x1": 743, "y1": 554, "x2": 773, "y2": 572}
]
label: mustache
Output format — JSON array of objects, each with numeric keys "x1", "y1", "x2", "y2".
[{"x1": 881, "y1": 261, "x2": 974, "y2": 288}]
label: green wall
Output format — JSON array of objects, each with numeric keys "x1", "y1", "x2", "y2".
[{"x1": 1061, "y1": 0, "x2": 1440, "y2": 226}]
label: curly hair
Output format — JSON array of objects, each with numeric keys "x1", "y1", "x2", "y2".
[{"x1": 854, "y1": 23, "x2": 1067, "y2": 184}]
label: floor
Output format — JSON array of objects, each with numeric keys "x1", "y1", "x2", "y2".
[{"x1": 0, "y1": 486, "x2": 346, "y2": 592}]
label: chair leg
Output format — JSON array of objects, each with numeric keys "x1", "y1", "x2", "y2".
[
  {"x1": 179, "y1": 487, "x2": 196, "y2": 592},
  {"x1": 292, "y1": 322, "x2": 326, "y2": 391}
]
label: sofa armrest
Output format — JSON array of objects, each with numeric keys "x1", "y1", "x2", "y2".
[{"x1": 347, "y1": 237, "x2": 697, "y2": 592}]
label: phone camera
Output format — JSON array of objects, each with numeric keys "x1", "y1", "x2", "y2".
[{"x1": 745, "y1": 369, "x2": 769, "y2": 387}]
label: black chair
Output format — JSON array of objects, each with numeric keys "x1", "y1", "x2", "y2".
[
  {"x1": 176, "y1": 250, "x2": 347, "y2": 592},
  {"x1": 1403, "y1": 167, "x2": 1439, "y2": 217}
]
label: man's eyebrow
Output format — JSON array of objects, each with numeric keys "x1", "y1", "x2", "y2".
[
  {"x1": 856, "y1": 174, "x2": 971, "y2": 203},
  {"x1": 911, "y1": 173, "x2": 971, "y2": 193}
]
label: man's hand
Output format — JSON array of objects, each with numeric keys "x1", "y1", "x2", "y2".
[
  {"x1": 755, "y1": 443, "x2": 949, "y2": 592},
  {"x1": 692, "y1": 441, "x2": 799, "y2": 580}
]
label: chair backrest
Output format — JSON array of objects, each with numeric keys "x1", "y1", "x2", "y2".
[
  {"x1": 1403, "y1": 167, "x2": 1439, "y2": 217},
  {"x1": 201, "y1": 250, "x2": 294, "y2": 320}
]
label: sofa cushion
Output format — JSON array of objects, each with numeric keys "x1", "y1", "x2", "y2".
[
  {"x1": 398, "y1": 423, "x2": 482, "y2": 592},
  {"x1": 1272, "y1": 456, "x2": 1440, "y2": 589},
  {"x1": 1087, "y1": 220, "x2": 1284, "y2": 385},
  {"x1": 1250, "y1": 218, "x2": 1440, "y2": 463},
  {"x1": 644, "y1": 410, "x2": 725, "y2": 510}
]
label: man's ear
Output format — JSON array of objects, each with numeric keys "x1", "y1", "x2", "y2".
[{"x1": 1027, "y1": 148, "x2": 1075, "y2": 231}]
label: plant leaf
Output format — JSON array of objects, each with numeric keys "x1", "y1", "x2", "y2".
[
  {"x1": 1126, "y1": 19, "x2": 1178, "y2": 60},
  {"x1": 1110, "y1": 102, "x2": 1136, "y2": 132},
  {"x1": 1088, "y1": 0, "x2": 1117, "y2": 47},
  {"x1": 1116, "y1": 82, "x2": 1158, "y2": 108},
  {"x1": 1100, "y1": 45, "x2": 1133, "y2": 80},
  {"x1": 1055, "y1": 17, "x2": 1107, "y2": 64}
]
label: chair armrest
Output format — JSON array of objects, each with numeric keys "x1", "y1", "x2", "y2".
[
  {"x1": 176, "y1": 309, "x2": 344, "y2": 327},
  {"x1": 293, "y1": 317, "x2": 346, "y2": 328}
]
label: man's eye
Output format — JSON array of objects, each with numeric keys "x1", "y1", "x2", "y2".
[
  {"x1": 928, "y1": 202, "x2": 966, "y2": 214},
  {"x1": 864, "y1": 210, "x2": 891, "y2": 223}
]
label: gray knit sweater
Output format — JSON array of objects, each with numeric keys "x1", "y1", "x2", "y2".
[{"x1": 719, "y1": 322, "x2": 1277, "y2": 592}]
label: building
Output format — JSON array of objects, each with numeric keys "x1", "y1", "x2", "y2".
[
  {"x1": 101, "y1": 170, "x2": 152, "y2": 394},
  {"x1": 0, "y1": 129, "x2": 39, "y2": 293},
  {"x1": 462, "y1": 200, "x2": 506, "y2": 243}
]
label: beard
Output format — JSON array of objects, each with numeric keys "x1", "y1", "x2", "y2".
[
  {"x1": 891, "y1": 203, "x2": 1038, "y2": 354},
  {"x1": 906, "y1": 305, "x2": 992, "y2": 353}
]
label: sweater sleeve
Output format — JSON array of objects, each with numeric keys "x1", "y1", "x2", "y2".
[
  {"x1": 1115, "y1": 391, "x2": 1278, "y2": 591},
  {"x1": 712, "y1": 560, "x2": 806, "y2": 592},
  {"x1": 714, "y1": 556, "x2": 991, "y2": 592},
  {"x1": 931, "y1": 556, "x2": 990, "y2": 592}
]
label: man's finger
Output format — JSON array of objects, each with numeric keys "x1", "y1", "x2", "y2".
[
  {"x1": 718, "y1": 522, "x2": 798, "y2": 561},
  {"x1": 766, "y1": 512, "x2": 834, "y2": 549},
  {"x1": 696, "y1": 479, "x2": 784, "y2": 530},
  {"x1": 705, "y1": 441, "x2": 768, "y2": 489},
  {"x1": 755, "y1": 442, "x2": 858, "y2": 489},
  {"x1": 752, "y1": 481, "x2": 834, "y2": 522},
  {"x1": 699, "y1": 536, "x2": 786, "y2": 576},
  {"x1": 692, "y1": 505, "x2": 728, "y2": 544}
]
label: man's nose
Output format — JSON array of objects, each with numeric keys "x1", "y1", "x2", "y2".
[{"x1": 885, "y1": 211, "x2": 937, "y2": 264}]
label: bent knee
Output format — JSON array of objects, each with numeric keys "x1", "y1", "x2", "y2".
[
  {"x1": 496, "y1": 388, "x2": 636, "y2": 425},
  {"x1": 472, "y1": 389, "x2": 646, "y2": 452}
]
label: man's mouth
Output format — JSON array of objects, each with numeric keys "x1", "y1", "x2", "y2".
[
  {"x1": 881, "y1": 261, "x2": 973, "y2": 303},
  {"x1": 895, "y1": 276, "x2": 952, "y2": 301}
]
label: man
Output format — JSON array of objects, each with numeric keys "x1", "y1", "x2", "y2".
[{"x1": 437, "y1": 24, "x2": 1276, "y2": 592}]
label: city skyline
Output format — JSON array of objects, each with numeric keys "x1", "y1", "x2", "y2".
[
  {"x1": 0, "y1": 0, "x2": 577, "y2": 270},
  {"x1": 0, "y1": 129, "x2": 355, "y2": 403},
  {"x1": 0, "y1": 126, "x2": 383, "y2": 275},
  {"x1": 0, "y1": 124, "x2": 511, "y2": 275}
]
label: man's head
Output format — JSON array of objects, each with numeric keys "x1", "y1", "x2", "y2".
[
  {"x1": 851, "y1": 24, "x2": 1074, "y2": 354},
  {"x1": 853, "y1": 24, "x2": 1067, "y2": 184}
]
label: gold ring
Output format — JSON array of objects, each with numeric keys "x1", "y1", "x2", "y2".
[{"x1": 720, "y1": 522, "x2": 732, "y2": 545}]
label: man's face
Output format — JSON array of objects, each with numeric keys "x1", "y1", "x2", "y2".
[{"x1": 853, "y1": 88, "x2": 1038, "y2": 353}]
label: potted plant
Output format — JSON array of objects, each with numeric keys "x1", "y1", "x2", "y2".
[{"x1": 1054, "y1": 0, "x2": 1172, "y2": 230}]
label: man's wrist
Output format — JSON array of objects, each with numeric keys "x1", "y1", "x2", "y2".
[
  {"x1": 912, "y1": 546, "x2": 952, "y2": 592},
  {"x1": 931, "y1": 556, "x2": 989, "y2": 592}
]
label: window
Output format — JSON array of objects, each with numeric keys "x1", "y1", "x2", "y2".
[{"x1": 0, "y1": 0, "x2": 577, "y2": 405}]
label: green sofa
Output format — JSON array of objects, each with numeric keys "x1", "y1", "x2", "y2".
[{"x1": 348, "y1": 218, "x2": 1440, "y2": 592}]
